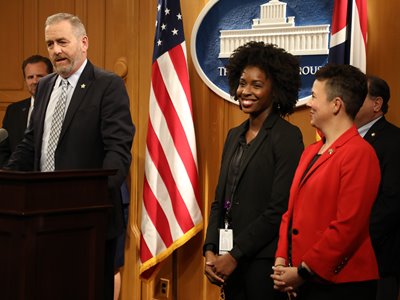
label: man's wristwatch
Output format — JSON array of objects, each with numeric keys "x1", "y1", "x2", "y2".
[{"x1": 297, "y1": 263, "x2": 314, "y2": 280}]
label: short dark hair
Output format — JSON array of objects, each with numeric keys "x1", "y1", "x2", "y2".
[
  {"x1": 367, "y1": 75, "x2": 390, "y2": 114},
  {"x1": 226, "y1": 41, "x2": 300, "y2": 116},
  {"x1": 22, "y1": 55, "x2": 53, "y2": 77},
  {"x1": 315, "y1": 64, "x2": 367, "y2": 119}
]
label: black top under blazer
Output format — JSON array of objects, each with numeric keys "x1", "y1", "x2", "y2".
[{"x1": 204, "y1": 112, "x2": 304, "y2": 261}]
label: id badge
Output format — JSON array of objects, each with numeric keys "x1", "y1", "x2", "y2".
[{"x1": 218, "y1": 228, "x2": 233, "y2": 255}]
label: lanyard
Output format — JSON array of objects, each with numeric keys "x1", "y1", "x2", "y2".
[{"x1": 223, "y1": 141, "x2": 247, "y2": 228}]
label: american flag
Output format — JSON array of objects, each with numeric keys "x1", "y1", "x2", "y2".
[
  {"x1": 140, "y1": 0, "x2": 203, "y2": 274},
  {"x1": 329, "y1": 0, "x2": 367, "y2": 71}
]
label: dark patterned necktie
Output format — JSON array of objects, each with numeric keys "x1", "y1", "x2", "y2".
[{"x1": 43, "y1": 79, "x2": 68, "y2": 171}]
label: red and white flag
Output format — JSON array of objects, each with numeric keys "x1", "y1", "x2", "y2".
[
  {"x1": 329, "y1": 0, "x2": 367, "y2": 71},
  {"x1": 140, "y1": 0, "x2": 203, "y2": 275}
]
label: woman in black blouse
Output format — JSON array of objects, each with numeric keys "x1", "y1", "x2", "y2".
[{"x1": 203, "y1": 41, "x2": 304, "y2": 300}]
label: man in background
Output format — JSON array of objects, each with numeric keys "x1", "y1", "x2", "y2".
[
  {"x1": 355, "y1": 75, "x2": 400, "y2": 300},
  {"x1": 0, "y1": 55, "x2": 53, "y2": 167}
]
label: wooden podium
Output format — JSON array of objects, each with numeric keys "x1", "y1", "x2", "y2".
[{"x1": 0, "y1": 169, "x2": 114, "y2": 300}]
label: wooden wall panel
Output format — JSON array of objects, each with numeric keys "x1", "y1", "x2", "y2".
[
  {"x1": 367, "y1": 0, "x2": 400, "y2": 126},
  {"x1": 23, "y1": 0, "x2": 40, "y2": 57},
  {"x1": 0, "y1": 0, "x2": 26, "y2": 101},
  {"x1": 85, "y1": 0, "x2": 105, "y2": 68},
  {"x1": 36, "y1": 1, "x2": 79, "y2": 63},
  {"x1": 0, "y1": 1, "x2": 399, "y2": 300},
  {"x1": 113, "y1": 0, "x2": 142, "y2": 299}
]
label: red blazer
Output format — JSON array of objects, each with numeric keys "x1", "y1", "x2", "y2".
[{"x1": 276, "y1": 126, "x2": 381, "y2": 283}]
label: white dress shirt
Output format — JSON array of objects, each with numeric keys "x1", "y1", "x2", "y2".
[
  {"x1": 40, "y1": 60, "x2": 87, "y2": 171},
  {"x1": 357, "y1": 116, "x2": 382, "y2": 138}
]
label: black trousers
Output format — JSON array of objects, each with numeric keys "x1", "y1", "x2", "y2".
[
  {"x1": 296, "y1": 280, "x2": 377, "y2": 300},
  {"x1": 223, "y1": 258, "x2": 287, "y2": 300},
  {"x1": 376, "y1": 275, "x2": 400, "y2": 300},
  {"x1": 104, "y1": 238, "x2": 117, "y2": 300}
]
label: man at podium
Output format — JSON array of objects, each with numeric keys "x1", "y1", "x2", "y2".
[{"x1": 3, "y1": 12, "x2": 135, "y2": 300}]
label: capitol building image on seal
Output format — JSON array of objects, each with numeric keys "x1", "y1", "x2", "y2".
[{"x1": 219, "y1": 0, "x2": 330, "y2": 58}]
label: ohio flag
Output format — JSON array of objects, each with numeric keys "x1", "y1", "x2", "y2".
[{"x1": 328, "y1": 0, "x2": 367, "y2": 72}]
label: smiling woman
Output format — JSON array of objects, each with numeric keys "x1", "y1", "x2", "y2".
[
  {"x1": 236, "y1": 66, "x2": 273, "y2": 121},
  {"x1": 273, "y1": 64, "x2": 381, "y2": 300},
  {"x1": 226, "y1": 42, "x2": 300, "y2": 118},
  {"x1": 203, "y1": 41, "x2": 304, "y2": 300}
]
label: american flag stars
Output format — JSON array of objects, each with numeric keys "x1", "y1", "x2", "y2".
[{"x1": 154, "y1": 3, "x2": 184, "y2": 52}]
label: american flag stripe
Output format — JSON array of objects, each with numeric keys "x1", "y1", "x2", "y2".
[
  {"x1": 143, "y1": 144, "x2": 186, "y2": 240},
  {"x1": 150, "y1": 61, "x2": 200, "y2": 221},
  {"x1": 139, "y1": 233, "x2": 153, "y2": 263},
  {"x1": 140, "y1": 0, "x2": 202, "y2": 274},
  {"x1": 140, "y1": 202, "x2": 166, "y2": 261},
  {"x1": 156, "y1": 55, "x2": 200, "y2": 205},
  {"x1": 157, "y1": 46, "x2": 198, "y2": 164},
  {"x1": 168, "y1": 44, "x2": 193, "y2": 110},
  {"x1": 145, "y1": 118, "x2": 195, "y2": 233},
  {"x1": 142, "y1": 176, "x2": 174, "y2": 246}
]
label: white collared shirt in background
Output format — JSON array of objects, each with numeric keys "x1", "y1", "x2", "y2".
[
  {"x1": 27, "y1": 96, "x2": 34, "y2": 127},
  {"x1": 357, "y1": 115, "x2": 382, "y2": 137}
]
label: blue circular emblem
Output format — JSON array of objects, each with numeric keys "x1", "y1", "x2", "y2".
[{"x1": 191, "y1": 0, "x2": 334, "y2": 106}]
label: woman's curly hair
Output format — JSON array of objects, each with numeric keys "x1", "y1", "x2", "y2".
[{"x1": 226, "y1": 41, "x2": 300, "y2": 116}]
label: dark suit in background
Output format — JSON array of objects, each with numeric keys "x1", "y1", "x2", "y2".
[
  {"x1": 0, "y1": 98, "x2": 30, "y2": 167},
  {"x1": 0, "y1": 54, "x2": 52, "y2": 167},
  {"x1": 355, "y1": 75, "x2": 400, "y2": 300},
  {"x1": 366, "y1": 117, "x2": 400, "y2": 300}
]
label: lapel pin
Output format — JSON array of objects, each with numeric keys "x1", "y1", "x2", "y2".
[
  {"x1": 371, "y1": 132, "x2": 376, "y2": 137},
  {"x1": 81, "y1": 84, "x2": 86, "y2": 89},
  {"x1": 328, "y1": 148, "x2": 333, "y2": 155}
]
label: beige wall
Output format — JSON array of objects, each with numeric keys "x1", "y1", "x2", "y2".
[{"x1": 0, "y1": 1, "x2": 398, "y2": 299}]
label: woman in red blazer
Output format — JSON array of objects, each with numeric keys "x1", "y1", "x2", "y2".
[{"x1": 272, "y1": 64, "x2": 381, "y2": 300}]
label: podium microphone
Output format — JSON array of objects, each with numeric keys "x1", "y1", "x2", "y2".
[{"x1": 0, "y1": 128, "x2": 8, "y2": 143}]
